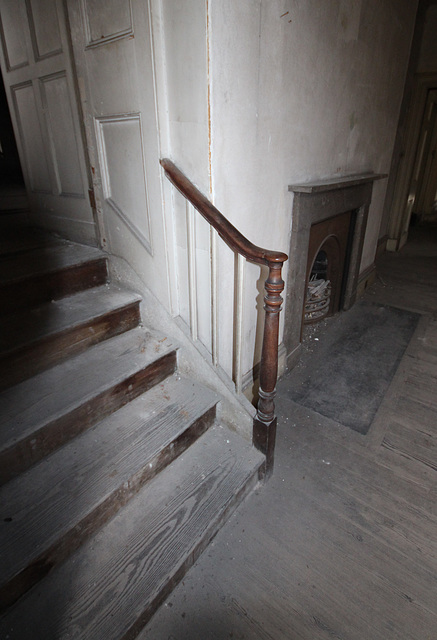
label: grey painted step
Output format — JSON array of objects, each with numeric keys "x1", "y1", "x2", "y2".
[
  {"x1": 0, "y1": 226, "x2": 59, "y2": 257},
  {"x1": 0, "y1": 425, "x2": 264, "y2": 640},
  {"x1": 0, "y1": 375, "x2": 218, "y2": 610},
  {"x1": 0, "y1": 285, "x2": 142, "y2": 389},
  {"x1": 0, "y1": 184, "x2": 28, "y2": 212},
  {"x1": 0, "y1": 327, "x2": 178, "y2": 485},
  {"x1": 0, "y1": 242, "x2": 108, "y2": 315}
]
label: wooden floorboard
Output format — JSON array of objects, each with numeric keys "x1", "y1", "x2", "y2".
[{"x1": 141, "y1": 225, "x2": 437, "y2": 640}]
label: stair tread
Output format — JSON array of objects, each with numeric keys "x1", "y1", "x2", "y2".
[
  {"x1": 0, "y1": 375, "x2": 218, "y2": 591},
  {"x1": 0, "y1": 241, "x2": 104, "y2": 284},
  {"x1": 0, "y1": 327, "x2": 177, "y2": 456},
  {"x1": 0, "y1": 425, "x2": 264, "y2": 639},
  {"x1": 0, "y1": 284, "x2": 141, "y2": 355},
  {"x1": 0, "y1": 227, "x2": 59, "y2": 258}
]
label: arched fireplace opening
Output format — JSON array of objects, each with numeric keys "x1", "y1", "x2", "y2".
[{"x1": 304, "y1": 210, "x2": 354, "y2": 325}]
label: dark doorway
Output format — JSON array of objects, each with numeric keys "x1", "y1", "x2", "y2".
[{"x1": 0, "y1": 71, "x2": 23, "y2": 187}]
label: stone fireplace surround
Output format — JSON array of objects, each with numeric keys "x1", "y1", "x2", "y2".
[{"x1": 284, "y1": 173, "x2": 386, "y2": 369}]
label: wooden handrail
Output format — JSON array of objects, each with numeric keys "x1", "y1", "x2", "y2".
[
  {"x1": 160, "y1": 158, "x2": 288, "y2": 477},
  {"x1": 160, "y1": 159, "x2": 288, "y2": 266}
]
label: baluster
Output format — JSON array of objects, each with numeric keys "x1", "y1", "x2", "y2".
[{"x1": 253, "y1": 260, "x2": 285, "y2": 478}]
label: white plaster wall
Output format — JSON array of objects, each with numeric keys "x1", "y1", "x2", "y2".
[
  {"x1": 209, "y1": 0, "x2": 417, "y2": 377},
  {"x1": 160, "y1": 0, "x2": 209, "y2": 188}
]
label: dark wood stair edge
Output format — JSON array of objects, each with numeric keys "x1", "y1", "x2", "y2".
[
  {"x1": 0, "y1": 299, "x2": 141, "y2": 390},
  {"x1": 0, "y1": 349, "x2": 177, "y2": 486},
  {"x1": 123, "y1": 465, "x2": 263, "y2": 640},
  {"x1": 0, "y1": 403, "x2": 217, "y2": 612},
  {"x1": 0, "y1": 257, "x2": 109, "y2": 316}
]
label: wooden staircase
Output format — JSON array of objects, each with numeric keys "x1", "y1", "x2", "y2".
[{"x1": 0, "y1": 229, "x2": 264, "y2": 639}]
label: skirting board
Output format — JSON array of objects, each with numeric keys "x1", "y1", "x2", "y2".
[
  {"x1": 356, "y1": 263, "x2": 376, "y2": 298},
  {"x1": 376, "y1": 235, "x2": 388, "y2": 259}
]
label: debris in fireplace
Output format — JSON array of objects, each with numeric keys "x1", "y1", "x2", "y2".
[{"x1": 304, "y1": 275, "x2": 331, "y2": 323}]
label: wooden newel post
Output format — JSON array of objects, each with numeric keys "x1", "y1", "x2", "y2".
[{"x1": 253, "y1": 260, "x2": 285, "y2": 478}]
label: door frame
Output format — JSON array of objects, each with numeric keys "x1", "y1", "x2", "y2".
[
  {"x1": 386, "y1": 72, "x2": 437, "y2": 251},
  {"x1": 414, "y1": 91, "x2": 437, "y2": 217}
]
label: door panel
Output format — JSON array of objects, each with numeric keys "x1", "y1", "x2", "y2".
[
  {"x1": 0, "y1": 0, "x2": 96, "y2": 244},
  {"x1": 12, "y1": 81, "x2": 51, "y2": 191},
  {"x1": 27, "y1": 0, "x2": 62, "y2": 60},
  {"x1": 40, "y1": 72, "x2": 85, "y2": 196},
  {"x1": 0, "y1": 1, "x2": 29, "y2": 70},
  {"x1": 83, "y1": 0, "x2": 133, "y2": 45},
  {"x1": 67, "y1": 0, "x2": 170, "y2": 305},
  {"x1": 95, "y1": 114, "x2": 152, "y2": 251}
]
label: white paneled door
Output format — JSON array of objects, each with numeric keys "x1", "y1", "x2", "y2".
[
  {"x1": 66, "y1": 0, "x2": 170, "y2": 306},
  {"x1": 0, "y1": 0, "x2": 96, "y2": 244}
]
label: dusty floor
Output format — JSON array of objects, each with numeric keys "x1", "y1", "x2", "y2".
[{"x1": 141, "y1": 223, "x2": 437, "y2": 640}]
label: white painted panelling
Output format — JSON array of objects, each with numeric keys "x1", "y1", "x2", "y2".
[
  {"x1": 27, "y1": 0, "x2": 62, "y2": 60},
  {"x1": 12, "y1": 82, "x2": 51, "y2": 192},
  {"x1": 0, "y1": 0, "x2": 28, "y2": 70},
  {"x1": 210, "y1": 228, "x2": 218, "y2": 366},
  {"x1": 174, "y1": 190, "x2": 190, "y2": 326},
  {"x1": 186, "y1": 202, "x2": 198, "y2": 341},
  {"x1": 194, "y1": 213, "x2": 212, "y2": 354},
  {"x1": 95, "y1": 114, "x2": 152, "y2": 253},
  {"x1": 82, "y1": 0, "x2": 133, "y2": 48},
  {"x1": 40, "y1": 72, "x2": 84, "y2": 196},
  {"x1": 216, "y1": 240, "x2": 236, "y2": 379},
  {"x1": 172, "y1": 192, "x2": 214, "y2": 358},
  {"x1": 233, "y1": 253, "x2": 245, "y2": 394}
]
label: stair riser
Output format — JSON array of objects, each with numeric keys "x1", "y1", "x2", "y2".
[
  {"x1": 0, "y1": 301, "x2": 141, "y2": 390},
  {"x1": 0, "y1": 259, "x2": 108, "y2": 317},
  {"x1": 0, "y1": 403, "x2": 216, "y2": 612},
  {"x1": 121, "y1": 468, "x2": 262, "y2": 640},
  {"x1": 0, "y1": 350, "x2": 177, "y2": 485}
]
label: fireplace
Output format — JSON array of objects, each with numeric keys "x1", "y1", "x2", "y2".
[{"x1": 284, "y1": 173, "x2": 386, "y2": 368}]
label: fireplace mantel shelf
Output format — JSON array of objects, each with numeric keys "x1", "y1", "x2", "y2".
[{"x1": 288, "y1": 173, "x2": 387, "y2": 194}]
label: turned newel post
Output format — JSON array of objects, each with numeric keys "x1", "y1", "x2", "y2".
[{"x1": 253, "y1": 260, "x2": 285, "y2": 478}]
